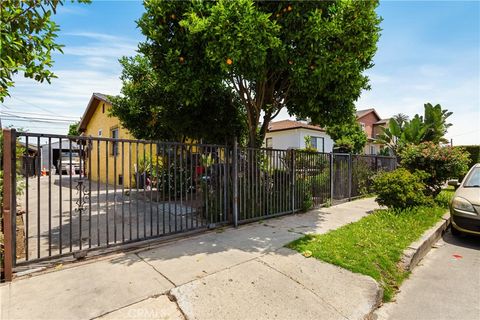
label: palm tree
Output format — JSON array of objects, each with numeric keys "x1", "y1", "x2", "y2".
[{"x1": 392, "y1": 113, "x2": 409, "y2": 128}]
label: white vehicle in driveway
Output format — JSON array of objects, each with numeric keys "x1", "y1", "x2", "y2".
[
  {"x1": 57, "y1": 151, "x2": 81, "y2": 174},
  {"x1": 40, "y1": 139, "x2": 81, "y2": 175}
]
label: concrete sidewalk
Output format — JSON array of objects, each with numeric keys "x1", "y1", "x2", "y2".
[{"x1": 1, "y1": 198, "x2": 381, "y2": 320}]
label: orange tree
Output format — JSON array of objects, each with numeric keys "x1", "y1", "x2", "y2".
[{"x1": 117, "y1": 0, "x2": 381, "y2": 147}]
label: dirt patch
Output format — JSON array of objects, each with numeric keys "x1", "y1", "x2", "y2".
[{"x1": 15, "y1": 208, "x2": 26, "y2": 260}]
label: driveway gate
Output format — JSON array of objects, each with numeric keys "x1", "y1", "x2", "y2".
[{"x1": 1, "y1": 129, "x2": 396, "y2": 281}]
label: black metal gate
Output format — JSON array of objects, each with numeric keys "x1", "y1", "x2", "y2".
[
  {"x1": 11, "y1": 131, "x2": 230, "y2": 268},
  {"x1": 2, "y1": 129, "x2": 396, "y2": 278}
]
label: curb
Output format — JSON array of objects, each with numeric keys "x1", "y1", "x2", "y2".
[{"x1": 398, "y1": 212, "x2": 450, "y2": 272}]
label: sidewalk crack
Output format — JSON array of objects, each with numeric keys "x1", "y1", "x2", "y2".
[
  {"x1": 135, "y1": 252, "x2": 177, "y2": 287},
  {"x1": 257, "y1": 259, "x2": 351, "y2": 320}
]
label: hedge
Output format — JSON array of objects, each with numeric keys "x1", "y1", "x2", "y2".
[{"x1": 455, "y1": 145, "x2": 480, "y2": 169}]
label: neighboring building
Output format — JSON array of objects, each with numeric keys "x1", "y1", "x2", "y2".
[
  {"x1": 355, "y1": 108, "x2": 390, "y2": 155},
  {"x1": 263, "y1": 120, "x2": 334, "y2": 153},
  {"x1": 19, "y1": 141, "x2": 39, "y2": 177},
  {"x1": 78, "y1": 93, "x2": 136, "y2": 186},
  {"x1": 264, "y1": 108, "x2": 389, "y2": 155}
]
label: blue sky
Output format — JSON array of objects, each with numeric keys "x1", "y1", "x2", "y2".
[{"x1": 3, "y1": 0, "x2": 479, "y2": 145}]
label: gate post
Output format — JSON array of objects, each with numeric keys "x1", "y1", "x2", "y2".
[
  {"x1": 348, "y1": 153, "x2": 352, "y2": 201},
  {"x1": 329, "y1": 153, "x2": 334, "y2": 203},
  {"x1": 232, "y1": 138, "x2": 238, "y2": 227},
  {"x1": 291, "y1": 149, "x2": 295, "y2": 213},
  {"x1": 2, "y1": 128, "x2": 17, "y2": 281}
]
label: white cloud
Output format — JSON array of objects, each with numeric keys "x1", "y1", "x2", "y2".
[
  {"x1": 1, "y1": 32, "x2": 139, "y2": 134},
  {"x1": 358, "y1": 64, "x2": 480, "y2": 145}
]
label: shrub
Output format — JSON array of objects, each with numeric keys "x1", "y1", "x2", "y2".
[
  {"x1": 296, "y1": 178, "x2": 314, "y2": 212},
  {"x1": 454, "y1": 145, "x2": 479, "y2": 175},
  {"x1": 352, "y1": 157, "x2": 375, "y2": 196},
  {"x1": 373, "y1": 168, "x2": 431, "y2": 209},
  {"x1": 400, "y1": 142, "x2": 470, "y2": 196}
]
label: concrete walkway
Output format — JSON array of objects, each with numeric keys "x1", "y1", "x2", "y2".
[{"x1": 1, "y1": 198, "x2": 381, "y2": 320}]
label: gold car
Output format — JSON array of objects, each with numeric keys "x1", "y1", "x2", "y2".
[{"x1": 450, "y1": 164, "x2": 480, "y2": 236}]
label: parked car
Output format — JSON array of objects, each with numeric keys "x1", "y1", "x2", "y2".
[{"x1": 449, "y1": 163, "x2": 480, "y2": 236}]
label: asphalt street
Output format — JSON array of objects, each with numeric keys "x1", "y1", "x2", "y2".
[{"x1": 376, "y1": 230, "x2": 480, "y2": 320}]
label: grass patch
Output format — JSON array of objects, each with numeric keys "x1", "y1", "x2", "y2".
[{"x1": 287, "y1": 190, "x2": 452, "y2": 302}]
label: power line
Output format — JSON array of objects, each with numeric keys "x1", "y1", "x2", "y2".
[
  {"x1": 1, "y1": 110, "x2": 79, "y2": 121},
  {"x1": 10, "y1": 96, "x2": 59, "y2": 116},
  {"x1": 0, "y1": 116, "x2": 76, "y2": 124}
]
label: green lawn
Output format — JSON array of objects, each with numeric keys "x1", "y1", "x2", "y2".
[{"x1": 287, "y1": 189, "x2": 454, "y2": 302}]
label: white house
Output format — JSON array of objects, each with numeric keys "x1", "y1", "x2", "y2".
[{"x1": 263, "y1": 120, "x2": 334, "y2": 153}]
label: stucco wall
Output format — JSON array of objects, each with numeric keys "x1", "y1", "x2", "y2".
[
  {"x1": 357, "y1": 112, "x2": 380, "y2": 138},
  {"x1": 264, "y1": 128, "x2": 334, "y2": 153},
  {"x1": 83, "y1": 101, "x2": 140, "y2": 187}
]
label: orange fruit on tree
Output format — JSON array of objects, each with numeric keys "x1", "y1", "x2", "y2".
[{"x1": 226, "y1": 58, "x2": 233, "y2": 65}]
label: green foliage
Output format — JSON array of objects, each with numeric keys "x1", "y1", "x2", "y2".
[
  {"x1": 373, "y1": 168, "x2": 431, "y2": 209},
  {"x1": 352, "y1": 157, "x2": 375, "y2": 196},
  {"x1": 303, "y1": 135, "x2": 317, "y2": 153},
  {"x1": 68, "y1": 122, "x2": 80, "y2": 136},
  {"x1": 378, "y1": 103, "x2": 452, "y2": 155},
  {"x1": 454, "y1": 145, "x2": 480, "y2": 170},
  {"x1": 400, "y1": 142, "x2": 470, "y2": 196},
  {"x1": 135, "y1": 0, "x2": 381, "y2": 146},
  {"x1": 288, "y1": 205, "x2": 447, "y2": 301},
  {"x1": 296, "y1": 178, "x2": 314, "y2": 212},
  {"x1": 326, "y1": 120, "x2": 367, "y2": 154},
  {"x1": 0, "y1": 0, "x2": 90, "y2": 101},
  {"x1": 434, "y1": 187, "x2": 455, "y2": 209},
  {"x1": 110, "y1": 55, "x2": 246, "y2": 144}
]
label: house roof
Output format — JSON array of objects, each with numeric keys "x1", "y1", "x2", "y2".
[
  {"x1": 267, "y1": 120, "x2": 325, "y2": 133},
  {"x1": 356, "y1": 108, "x2": 381, "y2": 121},
  {"x1": 78, "y1": 93, "x2": 111, "y2": 132},
  {"x1": 374, "y1": 118, "x2": 390, "y2": 125},
  {"x1": 19, "y1": 141, "x2": 38, "y2": 152}
]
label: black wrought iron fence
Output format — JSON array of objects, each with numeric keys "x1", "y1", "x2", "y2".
[
  {"x1": 9, "y1": 131, "x2": 229, "y2": 267},
  {"x1": 2, "y1": 129, "x2": 396, "y2": 279}
]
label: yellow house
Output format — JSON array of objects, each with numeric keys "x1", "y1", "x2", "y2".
[
  {"x1": 77, "y1": 93, "x2": 207, "y2": 188},
  {"x1": 78, "y1": 93, "x2": 144, "y2": 187}
]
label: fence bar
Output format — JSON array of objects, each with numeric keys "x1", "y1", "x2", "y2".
[
  {"x1": 88, "y1": 139, "x2": 92, "y2": 248},
  {"x1": 330, "y1": 154, "x2": 334, "y2": 204},
  {"x1": 348, "y1": 153, "x2": 352, "y2": 201},
  {"x1": 58, "y1": 138, "x2": 62, "y2": 254},
  {"x1": 105, "y1": 140, "x2": 109, "y2": 245},
  {"x1": 121, "y1": 141, "x2": 125, "y2": 242},
  {"x1": 25, "y1": 135, "x2": 29, "y2": 260},
  {"x1": 97, "y1": 140, "x2": 101, "y2": 247},
  {"x1": 232, "y1": 139, "x2": 238, "y2": 227},
  {"x1": 2, "y1": 129, "x2": 16, "y2": 281},
  {"x1": 113, "y1": 139, "x2": 117, "y2": 243},
  {"x1": 69, "y1": 140, "x2": 72, "y2": 252}
]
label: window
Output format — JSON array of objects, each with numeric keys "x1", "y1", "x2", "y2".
[
  {"x1": 370, "y1": 145, "x2": 376, "y2": 155},
  {"x1": 111, "y1": 128, "x2": 119, "y2": 156},
  {"x1": 102, "y1": 103, "x2": 105, "y2": 113},
  {"x1": 360, "y1": 122, "x2": 366, "y2": 131},
  {"x1": 311, "y1": 136, "x2": 324, "y2": 152},
  {"x1": 266, "y1": 137, "x2": 273, "y2": 149},
  {"x1": 98, "y1": 129, "x2": 102, "y2": 137}
]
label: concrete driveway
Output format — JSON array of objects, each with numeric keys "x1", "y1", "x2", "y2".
[
  {"x1": 376, "y1": 230, "x2": 480, "y2": 320},
  {"x1": 17, "y1": 176, "x2": 199, "y2": 261}
]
